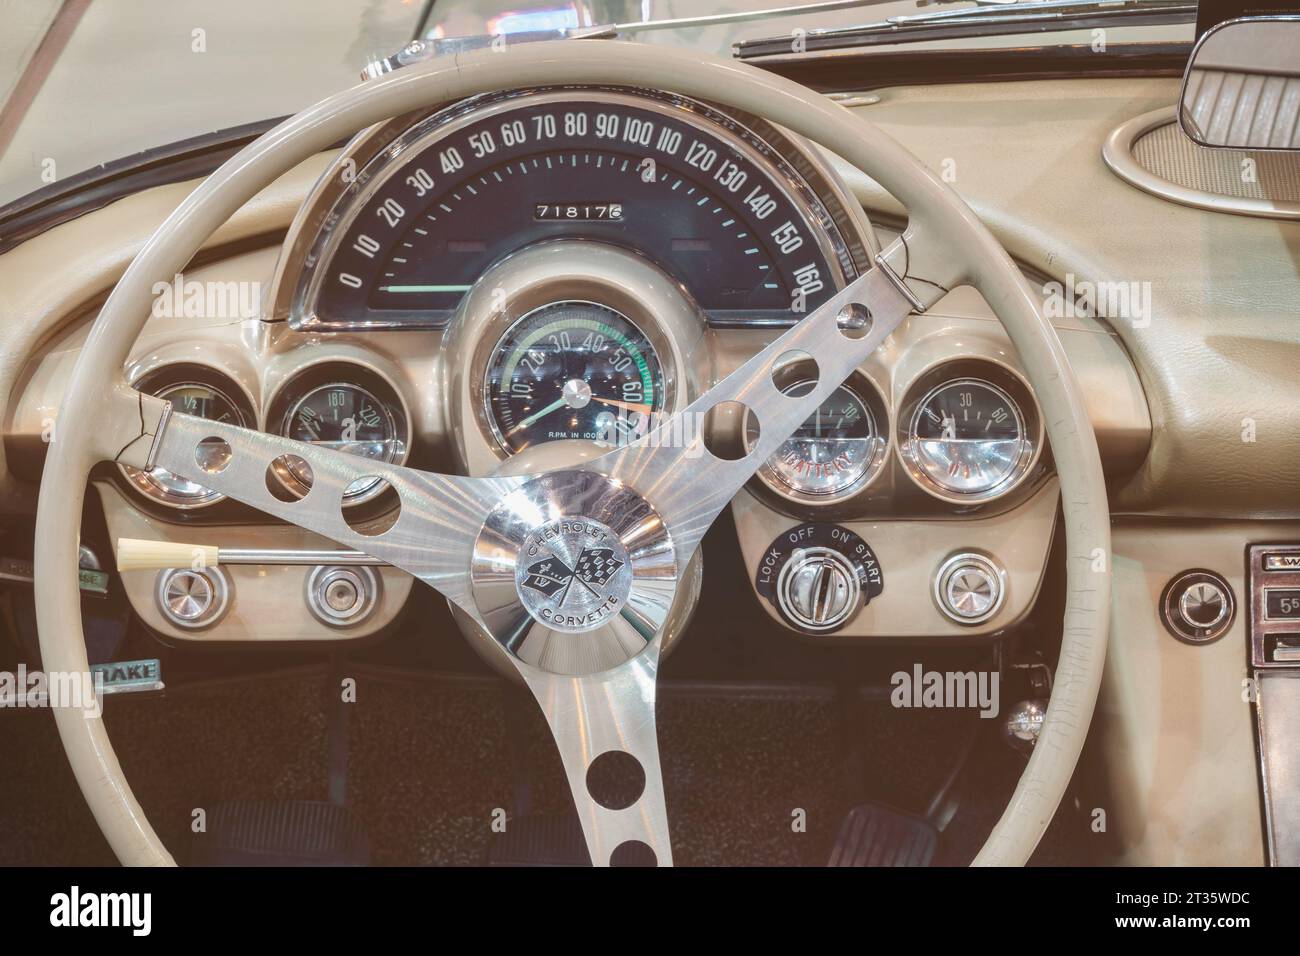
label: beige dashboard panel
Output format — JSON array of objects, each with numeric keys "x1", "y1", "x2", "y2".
[
  {"x1": 828, "y1": 78, "x2": 1300, "y2": 519},
  {"x1": 0, "y1": 151, "x2": 339, "y2": 513},
  {"x1": 1100, "y1": 521, "x2": 1274, "y2": 866},
  {"x1": 733, "y1": 479, "x2": 1059, "y2": 639},
  {"x1": 96, "y1": 482, "x2": 414, "y2": 643}
]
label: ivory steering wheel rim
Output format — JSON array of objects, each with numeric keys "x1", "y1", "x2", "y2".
[{"x1": 33, "y1": 41, "x2": 1110, "y2": 867}]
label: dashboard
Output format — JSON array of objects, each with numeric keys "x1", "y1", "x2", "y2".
[{"x1": 7, "y1": 84, "x2": 1149, "y2": 656}]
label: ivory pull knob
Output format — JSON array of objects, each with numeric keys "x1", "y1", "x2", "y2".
[{"x1": 116, "y1": 538, "x2": 220, "y2": 572}]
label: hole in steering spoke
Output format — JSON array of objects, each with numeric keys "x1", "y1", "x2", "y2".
[
  {"x1": 267, "y1": 455, "x2": 311, "y2": 502},
  {"x1": 772, "y1": 350, "x2": 818, "y2": 394},
  {"x1": 586, "y1": 750, "x2": 645, "y2": 810},
  {"x1": 837, "y1": 302, "x2": 873, "y2": 340},
  {"x1": 702, "y1": 401, "x2": 754, "y2": 461},
  {"x1": 343, "y1": 478, "x2": 400, "y2": 537},
  {"x1": 610, "y1": 840, "x2": 657, "y2": 867},
  {"x1": 195, "y1": 437, "x2": 232, "y2": 475}
]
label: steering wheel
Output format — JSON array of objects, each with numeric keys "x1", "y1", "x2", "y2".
[{"x1": 34, "y1": 41, "x2": 1109, "y2": 867}]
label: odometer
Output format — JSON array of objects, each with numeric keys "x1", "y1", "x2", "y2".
[{"x1": 485, "y1": 302, "x2": 665, "y2": 454}]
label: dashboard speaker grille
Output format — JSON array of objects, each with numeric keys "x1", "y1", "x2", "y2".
[
  {"x1": 1102, "y1": 106, "x2": 1300, "y2": 219},
  {"x1": 1131, "y1": 120, "x2": 1300, "y2": 201}
]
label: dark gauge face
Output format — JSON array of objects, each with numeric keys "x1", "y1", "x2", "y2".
[
  {"x1": 759, "y1": 380, "x2": 884, "y2": 497},
  {"x1": 908, "y1": 378, "x2": 1029, "y2": 497},
  {"x1": 310, "y1": 92, "x2": 843, "y2": 327},
  {"x1": 485, "y1": 302, "x2": 665, "y2": 454},
  {"x1": 280, "y1": 383, "x2": 403, "y2": 502},
  {"x1": 126, "y1": 383, "x2": 244, "y2": 506}
]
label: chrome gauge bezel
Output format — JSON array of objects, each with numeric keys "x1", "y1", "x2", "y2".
[
  {"x1": 119, "y1": 365, "x2": 256, "y2": 509},
  {"x1": 268, "y1": 85, "x2": 869, "y2": 332},
  {"x1": 897, "y1": 360, "x2": 1044, "y2": 505},
  {"x1": 751, "y1": 363, "x2": 890, "y2": 505},
  {"x1": 482, "y1": 299, "x2": 668, "y2": 457},
  {"x1": 265, "y1": 361, "x2": 411, "y2": 507}
]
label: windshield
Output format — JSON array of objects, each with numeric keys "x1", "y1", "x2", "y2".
[{"x1": 0, "y1": 0, "x2": 1193, "y2": 207}]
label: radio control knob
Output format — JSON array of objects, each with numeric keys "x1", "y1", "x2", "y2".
[
  {"x1": 1163, "y1": 570, "x2": 1234, "y2": 643},
  {"x1": 1179, "y1": 581, "x2": 1228, "y2": 629},
  {"x1": 777, "y1": 547, "x2": 862, "y2": 632}
]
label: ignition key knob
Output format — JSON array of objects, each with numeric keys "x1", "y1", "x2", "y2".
[
  {"x1": 778, "y1": 547, "x2": 861, "y2": 632},
  {"x1": 754, "y1": 523, "x2": 884, "y2": 635}
]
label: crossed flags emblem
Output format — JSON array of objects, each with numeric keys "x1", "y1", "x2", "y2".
[{"x1": 521, "y1": 547, "x2": 625, "y2": 603}]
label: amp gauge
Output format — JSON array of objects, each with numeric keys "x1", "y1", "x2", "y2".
[{"x1": 750, "y1": 364, "x2": 888, "y2": 504}]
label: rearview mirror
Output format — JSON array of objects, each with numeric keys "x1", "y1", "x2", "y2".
[{"x1": 1180, "y1": 17, "x2": 1300, "y2": 150}]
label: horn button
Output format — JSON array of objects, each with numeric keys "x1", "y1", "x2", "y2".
[{"x1": 470, "y1": 470, "x2": 678, "y2": 675}]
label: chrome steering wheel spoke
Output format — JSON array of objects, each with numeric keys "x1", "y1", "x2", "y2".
[
  {"x1": 119, "y1": 406, "x2": 524, "y2": 614},
  {"x1": 521, "y1": 655, "x2": 671, "y2": 866},
  {"x1": 585, "y1": 243, "x2": 931, "y2": 564}
]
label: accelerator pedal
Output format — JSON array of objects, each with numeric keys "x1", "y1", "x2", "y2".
[
  {"x1": 190, "y1": 800, "x2": 370, "y2": 866},
  {"x1": 488, "y1": 814, "x2": 592, "y2": 867},
  {"x1": 828, "y1": 802, "x2": 937, "y2": 867}
]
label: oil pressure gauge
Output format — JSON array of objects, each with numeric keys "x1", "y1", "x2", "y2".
[{"x1": 900, "y1": 366, "x2": 1040, "y2": 503}]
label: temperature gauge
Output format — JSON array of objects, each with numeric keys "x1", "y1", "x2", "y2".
[{"x1": 273, "y1": 378, "x2": 407, "y2": 505}]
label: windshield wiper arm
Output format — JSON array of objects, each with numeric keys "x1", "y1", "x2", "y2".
[
  {"x1": 600, "y1": 0, "x2": 1012, "y2": 34},
  {"x1": 735, "y1": 0, "x2": 1196, "y2": 59}
]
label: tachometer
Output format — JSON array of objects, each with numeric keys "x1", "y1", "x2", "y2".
[{"x1": 485, "y1": 301, "x2": 665, "y2": 454}]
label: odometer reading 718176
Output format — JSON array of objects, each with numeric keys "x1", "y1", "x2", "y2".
[{"x1": 534, "y1": 202, "x2": 624, "y2": 221}]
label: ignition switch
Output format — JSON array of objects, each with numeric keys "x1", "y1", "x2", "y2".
[{"x1": 755, "y1": 523, "x2": 884, "y2": 634}]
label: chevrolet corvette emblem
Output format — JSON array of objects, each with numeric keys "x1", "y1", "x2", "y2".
[{"x1": 515, "y1": 518, "x2": 633, "y2": 632}]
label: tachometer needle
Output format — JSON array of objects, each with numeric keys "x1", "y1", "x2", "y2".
[{"x1": 510, "y1": 397, "x2": 568, "y2": 434}]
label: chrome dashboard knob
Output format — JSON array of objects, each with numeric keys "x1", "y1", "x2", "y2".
[
  {"x1": 777, "y1": 547, "x2": 862, "y2": 632},
  {"x1": 1162, "y1": 570, "x2": 1234, "y2": 644},
  {"x1": 155, "y1": 567, "x2": 230, "y2": 630},
  {"x1": 1178, "y1": 581, "x2": 1228, "y2": 629},
  {"x1": 934, "y1": 552, "x2": 1006, "y2": 625},
  {"x1": 306, "y1": 565, "x2": 380, "y2": 628}
]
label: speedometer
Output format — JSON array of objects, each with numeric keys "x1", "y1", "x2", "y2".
[
  {"x1": 286, "y1": 88, "x2": 860, "y2": 331},
  {"x1": 485, "y1": 302, "x2": 665, "y2": 454}
]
